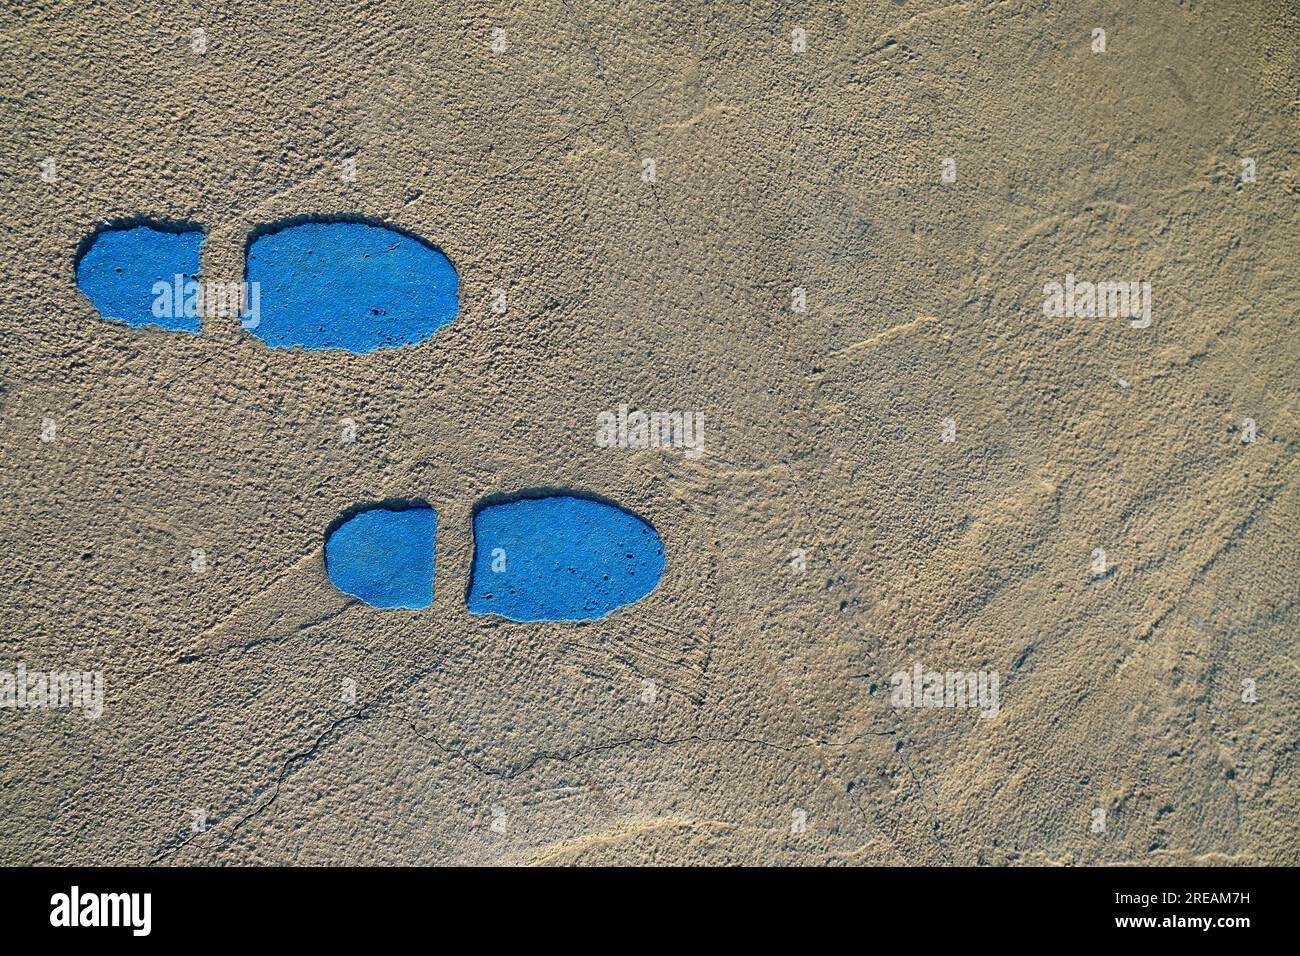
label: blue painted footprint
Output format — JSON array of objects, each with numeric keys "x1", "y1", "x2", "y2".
[
  {"x1": 77, "y1": 217, "x2": 458, "y2": 350},
  {"x1": 77, "y1": 217, "x2": 665, "y2": 620},
  {"x1": 324, "y1": 495, "x2": 664, "y2": 621}
]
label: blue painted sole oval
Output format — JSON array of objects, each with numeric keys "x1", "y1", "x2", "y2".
[
  {"x1": 467, "y1": 495, "x2": 664, "y2": 622},
  {"x1": 325, "y1": 505, "x2": 437, "y2": 609},
  {"x1": 245, "y1": 221, "x2": 458, "y2": 353},
  {"x1": 76, "y1": 223, "x2": 205, "y2": 333}
]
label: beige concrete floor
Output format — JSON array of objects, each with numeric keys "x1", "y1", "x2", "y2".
[{"x1": 1, "y1": 0, "x2": 1297, "y2": 864}]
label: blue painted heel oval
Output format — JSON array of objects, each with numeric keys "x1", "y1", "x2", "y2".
[
  {"x1": 76, "y1": 222, "x2": 205, "y2": 333},
  {"x1": 325, "y1": 504, "x2": 437, "y2": 609}
]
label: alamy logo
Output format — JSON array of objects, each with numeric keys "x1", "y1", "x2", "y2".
[
  {"x1": 1, "y1": 664, "x2": 103, "y2": 719},
  {"x1": 151, "y1": 274, "x2": 261, "y2": 329},
  {"x1": 890, "y1": 663, "x2": 1000, "y2": 719},
  {"x1": 595, "y1": 405, "x2": 704, "y2": 458},
  {"x1": 1042, "y1": 274, "x2": 1151, "y2": 328},
  {"x1": 50, "y1": 886, "x2": 151, "y2": 936}
]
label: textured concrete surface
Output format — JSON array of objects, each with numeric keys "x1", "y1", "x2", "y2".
[{"x1": 1, "y1": 0, "x2": 1297, "y2": 865}]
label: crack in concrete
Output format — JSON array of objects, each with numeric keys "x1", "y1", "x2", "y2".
[
  {"x1": 151, "y1": 705, "x2": 374, "y2": 864},
  {"x1": 151, "y1": 687, "x2": 907, "y2": 864}
]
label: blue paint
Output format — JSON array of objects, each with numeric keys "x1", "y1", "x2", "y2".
[
  {"x1": 245, "y1": 221, "x2": 458, "y2": 352},
  {"x1": 325, "y1": 506, "x2": 437, "y2": 609},
  {"x1": 467, "y1": 495, "x2": 664, "y2": 622},
  {"x1": 76, "y1": 224, "x2": 204, "y2": 333}
]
